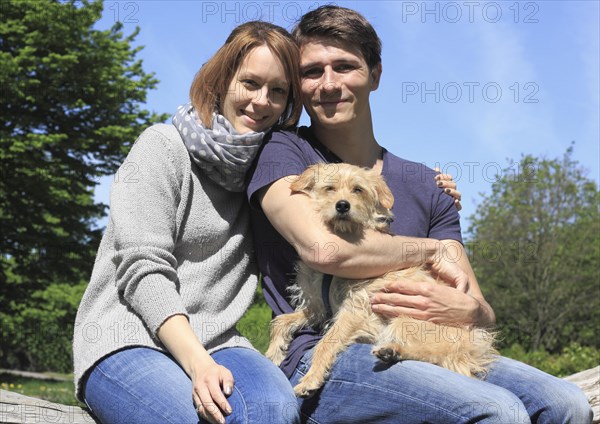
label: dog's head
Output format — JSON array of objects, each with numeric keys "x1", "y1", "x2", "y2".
[{"x1": 290, "y1": 163, "x2": 394, "y2": 234}]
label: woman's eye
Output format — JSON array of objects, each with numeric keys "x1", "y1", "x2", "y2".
[
  {"x1": 241, "y1": 79, "x2": 259, "y2": 89},
  {"x1": 272, "y1": 86, "x2": 288, "y2": 95}
]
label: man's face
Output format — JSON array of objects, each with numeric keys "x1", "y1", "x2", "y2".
[{"x1": 299, "y1": 37, "x2": 381, "y2": 131}]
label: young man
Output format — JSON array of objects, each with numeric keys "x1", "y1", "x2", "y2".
[{"x1": 248, "y1": 5, "x2": 592, "y2": 423}]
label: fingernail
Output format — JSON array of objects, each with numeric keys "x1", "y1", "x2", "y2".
[
  {"x1": 224, "y1": 385, "x2": 232, "y2": 396},
  {"x1": 445, "y1": 188, "x2": 451, "y2": 193},
  {"x1": 436, "y1": 181, "x2": 443, "y2": 186}
]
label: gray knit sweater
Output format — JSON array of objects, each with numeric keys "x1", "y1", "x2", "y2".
[{"x1": 72, "y1": 124, "x2": 256, "y2": 400}]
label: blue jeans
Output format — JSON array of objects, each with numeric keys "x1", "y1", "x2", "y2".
[
  {"x1": 290, "y1": 344, "x2": 592, "y2": 424},
  {"x1": 84, "y1": 347, "x2": 300, "y2": 424}
]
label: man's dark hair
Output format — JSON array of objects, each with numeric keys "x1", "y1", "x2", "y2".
[{"x1": 292, "y1": 5, "x2": 382, "y2": 69}]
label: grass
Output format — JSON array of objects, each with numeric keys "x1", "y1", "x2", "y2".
[{"x1": 0, "y1": 372, "x2": 81, "y2": 406}]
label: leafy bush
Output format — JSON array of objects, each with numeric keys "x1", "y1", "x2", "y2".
[
  {"x1": 1, "y1": 282, "x2": 86, "y2": 372},
  {"x1": 236, "y1": 285, "x2": 272, "y2": 353},
  {"x1": 501, "y1": 342, "x2": 600, "y2": 377}
]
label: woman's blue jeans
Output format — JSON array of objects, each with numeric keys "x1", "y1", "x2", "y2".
[
  {"x1": 84, "y1": 347, "x2": 300, "y2": 424},
  {"x1": 290, "y1": 343, "x2": 592, "y2": 424}
]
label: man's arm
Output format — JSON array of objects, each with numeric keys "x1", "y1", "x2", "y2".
[{"x1": 257, "y1": 176, "x2": 468, "y2": 287}]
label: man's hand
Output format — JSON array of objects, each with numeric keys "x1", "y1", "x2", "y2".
[
  {"x1": 370, "y1": 240, "x2": 495, "y2": 328},
  {"x1": 370, "y1": 280, "x2": 480, "y2": 325}
]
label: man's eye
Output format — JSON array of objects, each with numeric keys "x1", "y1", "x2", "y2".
[
  {"x1": 335, "y1": 64, "x2": 354, "y2": 72},
  {"x1": 302, "y1": 68, "x2": 322, "y2": 78}
]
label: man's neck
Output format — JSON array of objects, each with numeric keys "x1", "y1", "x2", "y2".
[{"x1": 312, "y1": 121, "x2": 382, "y2": 170}]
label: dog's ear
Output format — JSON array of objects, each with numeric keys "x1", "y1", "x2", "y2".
[
  {"x1": 374, "y1": 176, "x2": 394, "y2": 210},
  {"x1": 290, "y1": 164, "x2": 318, "y2": 194}
]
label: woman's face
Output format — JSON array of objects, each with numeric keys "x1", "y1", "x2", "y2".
[{"x1": 222, "y1": 45, "x2": 290, "y2": 134}]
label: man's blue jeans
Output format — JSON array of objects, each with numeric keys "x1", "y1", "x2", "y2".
[
  {"x1": 84, "y1": 347, "x2": 300, "y2": 423},
  {"x1": 290, "y1": 343, "x2": 592, "y2": 423}
]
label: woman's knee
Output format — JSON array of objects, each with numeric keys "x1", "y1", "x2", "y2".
[
  {"x1": 84, "y1": 348, "x2": 199, "y2": 424},
  {"x1": 212, "y1": 348, "x2": 300, "y2": 424},
  {"x1": 229, "y1": 382, "x2": 298, "y2": 424}
]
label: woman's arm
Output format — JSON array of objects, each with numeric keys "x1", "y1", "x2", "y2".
[
  {"x1": 257, "y1": 177, "x2": 469, "y2": 289},
  {"x1": 110, "y1": 129, "x2": 234, "y2": 424},
  {"x1": 158, "y1": 315, "x2": 232, "y2": 424}
]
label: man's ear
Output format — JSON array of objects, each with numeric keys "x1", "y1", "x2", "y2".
[{"x1": 370, "y1": 63, "x2": 382, "y2": 91}]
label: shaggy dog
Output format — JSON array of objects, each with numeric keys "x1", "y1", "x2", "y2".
[{"x1": 266, "y1": 163, "x2": 497, "y2": 398}]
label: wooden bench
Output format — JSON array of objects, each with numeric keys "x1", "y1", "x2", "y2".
[{"x1": 1, "y1": 366, "x2": 598, "y2": 423}]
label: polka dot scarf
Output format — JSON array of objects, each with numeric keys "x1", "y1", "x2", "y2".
[{"x1": 172, "y1": 103, "x2": 265, "y2": 192}]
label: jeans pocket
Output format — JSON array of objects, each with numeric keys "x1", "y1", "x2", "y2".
[{"x1": 296, "y1": 348, "x2": 315, "y2": 375}]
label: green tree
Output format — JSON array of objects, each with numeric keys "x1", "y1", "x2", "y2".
[
  {"x1": 466, "y1": 147, "x2": 599, "y2": 353},
  {"x1": 0, "y1": 0, "x2": 167, "y2": 371}
]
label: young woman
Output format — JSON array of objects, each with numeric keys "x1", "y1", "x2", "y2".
[{"x1": 72, "y1": 21, "x2": 303, "y2": 424}]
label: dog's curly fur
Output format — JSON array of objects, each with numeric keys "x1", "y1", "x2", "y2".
[{"x1": 266, "y1": 163, "x2": 497, "y2": 398}]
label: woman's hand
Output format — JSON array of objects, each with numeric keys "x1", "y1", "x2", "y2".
[
  {"x1": 157, "y1": 314, "x2": 234, "y2": 424},
  {"x1": 191, "y1": 358, "x2": 234, "y2": 424},
  {"x1": 434, "y1": 167, "x2": 462, "y2": 211},
  {"x1": 370, "y1": 280, "x2": 480, "y2": 325}
]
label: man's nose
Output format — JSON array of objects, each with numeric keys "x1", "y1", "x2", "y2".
[{"x1": 320, "y1": 68, "x2": 340, "y2": 93}]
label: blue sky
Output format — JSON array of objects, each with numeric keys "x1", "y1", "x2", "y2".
[{"x1": 94, "y1": 1, "x2": 599, "y2": 231}]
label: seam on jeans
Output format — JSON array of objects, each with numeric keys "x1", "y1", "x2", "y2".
[
  {"x1": 231, "y1": 384, "x2": 249, "y2": 424},
  {"x1": 324, "y1": 377, "x2": 471, "y2": 421},
  {"x1": 93, "y1": 363, "x2": 191, "y2": 424},
  {"x1": 304, "y1": 416, "x2": 321, "y2": 424}
]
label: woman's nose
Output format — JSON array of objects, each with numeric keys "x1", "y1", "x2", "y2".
[{"x1": 251, "y1": 86, "x2": 270, "y2": 107}]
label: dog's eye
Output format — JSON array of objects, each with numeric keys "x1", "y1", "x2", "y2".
[
  {"x1": 324, "y1": 186, "x2": 335, "y2": 192},
  {"x1": 352, "y1": 186, "x2": 364, "y2": 194}
]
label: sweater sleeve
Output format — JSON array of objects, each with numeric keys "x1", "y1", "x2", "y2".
[{"x1": 109, "y1": 126, "x2": 188, "y2": 335}]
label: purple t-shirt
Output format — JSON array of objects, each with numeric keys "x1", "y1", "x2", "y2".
[{"x1": 247, "y1": 127, "x2": 463, "y2": 378}]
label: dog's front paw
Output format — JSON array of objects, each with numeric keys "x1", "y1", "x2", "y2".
[
  {"x1": 294, "y1": 382, "x2": 319, "y2": 398},
  {"x1": 294, "y1": 376, "x2": 324, "y2": 398},
  {"x1": 265, "y1": 345, "x2": 286, "y2": 366},
  {"x1": 372, "y1": 344, "x2": 403, "y2": 363}
]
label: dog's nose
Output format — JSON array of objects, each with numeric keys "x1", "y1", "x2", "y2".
[{"x1": 336, "y1": 200, "x2": 350, "y2": 214}]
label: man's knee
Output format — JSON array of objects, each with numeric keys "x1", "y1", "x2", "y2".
[{"x1": 541, "y1": 381, "x2": 593, "y2": 424}]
